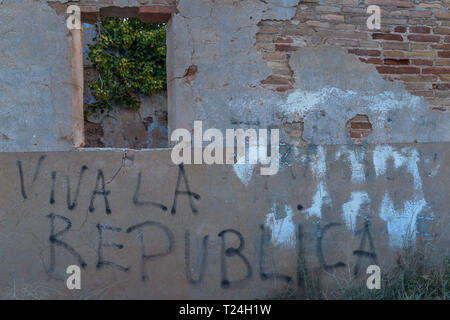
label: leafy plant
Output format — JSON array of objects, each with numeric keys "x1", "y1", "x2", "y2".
[{"x1": 87, "y1": 17, "x2": 166, "y2": 112}]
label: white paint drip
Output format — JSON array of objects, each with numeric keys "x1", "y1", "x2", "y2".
[
  {"x1": 342, "y1": 192, "x2": 370, "y2": 232},
  {"x1": 233, "y1": 162, "x2": 255, "y2": 187},
  {"x1": 379, "y1": 194, "x2": 427, "y2": 248},
  {"x1": 306, "y1": 181, "x2": 331, "y2": 219},
  {"x1": 304, "y1": 146, "x2": 330, "y2": 220},
  {"x1": 265, "y1": 204, "x2": 296, "y2": 248},
  {"x1": 233, "y1": 145, "x2": 258, "y2": 186},
  {"x1": 428, "y1": 164, "x2": 440, "y2": 177},
  {"x1": 373, "y1": 146, "x2": 422, "y2": 192},
  {"x1": 336, "y1": 146, "x2": 366, "y2": 183},
  {"x1": 310, "y1": 145, "x2": 327, "y2": 179},
  {"x1": 373, "y1": 146, "x2": 432, "y2": 247}
]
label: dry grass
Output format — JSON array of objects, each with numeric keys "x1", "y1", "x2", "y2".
[{"x1": 269, "y1": 244, "x2": 449, "y2": 300}]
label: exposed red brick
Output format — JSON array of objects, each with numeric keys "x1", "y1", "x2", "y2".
[
  {"x1": 138, "y1": 6, "x2": 176, "y2": 23},
  {"x1": 261, "y1": 75, "x2": 292, "y2": 85},
  {"x1": 376, "y1": 66, "x2": 420, "y2": 74},
  {"x1": 275, "y1": 85, "x2": 294, "y2": 92},
  {"x1": 394, "y1": 26, "x2": 407, "y2": 33},
  {"x1": 411, "y1": 59, "x2": 433, "y2": 66},
  {"x1": 434, "y1": 28, "x2": 450, "y2": 35},
  {"x1": 423, "y1": 68, "x2": 450, "y2": 74},
  {"x1": 364, "y1": 0, "x2": 414, "y2": 8},
  {"x1": 348, "y1": 49, "x2": 381, "y2": 56},
  {"x1": 433, "y1": 44, "x2": 450, "y2": 50},
  {"x1": 373, "y1": 33, "x2": 404, "y2": 41},
  {"x1": 346, "y1": 114, "x2": 372, "y2": 143},
  {"x1": 351, "y1": 122, "x2": 372, "y2": 129},
  {"x1": 275, "y1": 44, "x2": 298, "y2": 51},
  {"x1": 255, "y1": 0, "x2": 448, "y2": 104},
  {"x1": 384, "y1": 59, "x2": 409, "y2": 65},
  {"x1": 438, "y1": 51, "x2": 450, "y2": 58},
  {"x1": 360, "y1": 58, "x2": 383, "y2": 64},
  {"x1": 409, "y1": 26, "x2": 431, "y2": 34},
  {"x1": 100, "y1": 6, "x2": 138, "y2": 18},
  {"x1": 408, "y1": 35, "x2": 440, "y2": 42}
]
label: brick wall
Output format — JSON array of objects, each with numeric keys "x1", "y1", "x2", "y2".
[{"x1": 257, "y1": 0, "x2": 450, "y2": 112}]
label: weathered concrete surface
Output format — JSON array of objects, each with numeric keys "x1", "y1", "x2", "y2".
[
  {"x1": 167, "y1": 0, "x2": 450, "y2": 145},
  {"x1": 0, "y1": 144, "x2": 447, "y2": 299},
  {"x1": 0, "y1": 0, "x2": 74, "y2": 151}
]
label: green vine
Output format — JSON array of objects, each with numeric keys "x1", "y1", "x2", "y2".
[{"x1": 87, "y1": 17, "x2": 166, "y2": 113}]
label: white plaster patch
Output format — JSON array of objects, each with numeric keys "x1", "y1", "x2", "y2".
[
  {"x1": 342, "y1": 192, "x2": 370, "y2": 232},
  {"x1": 379, "y1": 193, "x2": 427, "y2": 248},
  {"x1": 279, "y1": 87, "x2": 423, "y2": 124},
  {"x1": 373, "y1": 146, "x2": 432, "y2": 247},
  {"x1": 265, "y1": 204, "x2": 296, "y2": 248}
]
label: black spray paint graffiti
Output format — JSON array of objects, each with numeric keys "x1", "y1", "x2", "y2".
[
  {"x1": 316, "y1": 223, "x2": 346, "y2": 271},
  {"x1": 89, "y1": 169, "x2": 112, "y2": 215},
  {"x1": 18, "y1": 159, "x2": 203, "y2": 220},
  {"x1": 47, "y1": 213, "x2": 87, "y2": 275},
  {"x1": 96, "y1": 224, "x2": 129, "y2": 272},
  {"x1": 218, "y1": 229, "x2": 253, "y2": 289},
  {"x1": 296, "y1": 224, "x2": 307, "y2": 288},
  {"x1": 45, "y1": 211, "x2": 378, "y2": 288},
  {"x1": 67, "y1": 165, "x2": 88, "y2": 210},
  {"x1": 259, "y1": 225, "x2": 292, "y2": 283},
  {"x1": 133, "y1": 170, "x2": 167, "y2": 211},
  {"x1": 171, "y1": 164, "x2": 201, "y2": 215},
  {"x1": 17, "y1": 155, "x2": 46, "y2": 199},
  {"x1": 19, "y1": 155, "x2": 383, "y2": 287},
  {"x1": 126, "y1": 221, "x2": 174, "y2": 281},
  {"x1": 353, "y1": 221, "x2": 378, "y2": 276}
]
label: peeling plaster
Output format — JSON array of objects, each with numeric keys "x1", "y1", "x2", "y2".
[
  {"x1": 336, "y1": 146, "x2": 366, "y2": 184},
  {"x1": 304, "y1": 146, "x2": 330, "y2": 220},
  {"x1": 342, "y1": 191, "x2": 370, "y2": 233}
]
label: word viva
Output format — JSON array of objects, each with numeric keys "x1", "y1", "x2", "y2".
[{"x1": 171, "y1": 121, "x2": 280, "y2": 175}]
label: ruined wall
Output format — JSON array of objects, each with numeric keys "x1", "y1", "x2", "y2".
[{"x1": 0, "y1": 0, "x2": 448, "y2": 299}]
